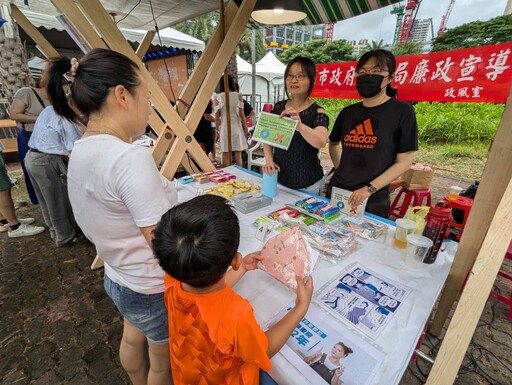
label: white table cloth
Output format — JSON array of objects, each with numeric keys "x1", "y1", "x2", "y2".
[{"x1": 176, "y1": 165, "x2": 456, "y2": 385}]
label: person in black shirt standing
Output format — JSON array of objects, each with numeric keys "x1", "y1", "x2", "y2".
[
  {"x1": 328, "y1": 49, "x2": 418, "y2": 218},
  {"x1": 262, "y1": 57, "x2": 329, "y2": 195}
]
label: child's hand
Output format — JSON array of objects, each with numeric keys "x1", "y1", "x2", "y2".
[
  {"x1": 242, "y1": 252, "x2": 263, "y2": 271},
  {"x1": 295, "y1": 275, "x2": 313, "y2": 310}
]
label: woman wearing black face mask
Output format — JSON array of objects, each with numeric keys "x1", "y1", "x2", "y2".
[{"x1": 327, "y1": 49, "x2": 418, "y2": 218}]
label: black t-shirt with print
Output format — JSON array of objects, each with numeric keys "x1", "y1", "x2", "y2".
[
  {"x1": 329, "y1": 98, "x2": 418, "y2": 201},
  {"x1": 272, "y1": 100, "x2": 329, "y2": 189}
]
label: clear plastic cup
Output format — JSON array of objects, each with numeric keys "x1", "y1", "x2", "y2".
[
  {"x1": 448, "y1": 185, "x2": 463, "y2": 200},
  {"x1": 405, "y1": 234, "x2": 434, "y2": 267},
  {"x1": 394, "y1": 218, "x2": 417, "y2": 249}
]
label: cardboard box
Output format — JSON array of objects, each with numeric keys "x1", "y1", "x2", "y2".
[{"x1": 401, "y1": 167, "x2": 434, "y2": 189}]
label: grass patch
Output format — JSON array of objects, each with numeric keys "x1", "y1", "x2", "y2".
[{"x1": 415, "y1": 142, "x2": 489, "y2": 180}]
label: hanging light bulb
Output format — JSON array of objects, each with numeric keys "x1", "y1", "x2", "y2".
[{"x1": 251, "y1": 0, "x2": 307, "y2": 25}]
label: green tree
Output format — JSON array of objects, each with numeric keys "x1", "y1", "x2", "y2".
[
  {"x1": 322, "y1": 39, "x2": 355, "y2": 63},
  {"x1": 359, "y1": 39, "x2": 388, "y2": 56},
  {"x1": 392, "y1": 40, "x2": 424, "y2": 56},
  {"x1": 173, "y1": 11, "x2": 219, "y2": 43},
  {"x1": 278, "y1": 39, "x2": 354, "y2": 64},
  {"x1": 277, "y1": 43, "x2": 307, "y2": 63},
  {"x1": 237, "y1": 28, "x2": 265, "y2": 63},
  {"x1": 431, "y1": 14, "x2": 512, "y2": 52}
]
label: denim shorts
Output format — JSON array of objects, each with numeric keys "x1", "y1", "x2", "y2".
[{"x1": 104, "y1": 274, "x2": 169, "y2": 344}]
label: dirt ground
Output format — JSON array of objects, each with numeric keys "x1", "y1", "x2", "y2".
[{"x1": 1, "y1": 158, "x2": 511, "y2": 385}]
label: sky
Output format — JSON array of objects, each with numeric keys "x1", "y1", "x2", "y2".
[{"x1": 333, "y1": 0, "x2": 509, "y2": 45}]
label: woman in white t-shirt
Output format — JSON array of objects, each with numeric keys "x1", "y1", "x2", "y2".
[{"x1": 44, "y1": 50, "x2": 176, "y2": 385}]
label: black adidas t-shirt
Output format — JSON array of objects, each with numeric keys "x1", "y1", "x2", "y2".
[{"x1": 329, "y1": 98, "x2": 418, "y2": 201}]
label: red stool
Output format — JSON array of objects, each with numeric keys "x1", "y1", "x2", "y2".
[
  {"x1": 489, "y1": 241, "x2": 512, "y2": 319},
  {"x1": 388, "y1": 187, "x2": 432, "y2": 219},
  {"x1": 262, "y1": 103, "x2": 273, "y2": 113},
  {"x1": 444, "y1": 195, "x2": 473, "y2": 241}
]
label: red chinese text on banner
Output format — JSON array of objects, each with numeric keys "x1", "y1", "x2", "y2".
[{"x1": 311, "y1": 42, "x2": 512, "y2": 103}]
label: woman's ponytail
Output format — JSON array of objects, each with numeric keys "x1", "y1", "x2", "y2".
[{"x1": 42, "y1": 56, "x2": 78, "y2": 122}]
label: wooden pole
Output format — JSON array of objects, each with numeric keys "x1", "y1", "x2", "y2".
[
  {"x1": 174, "y1": 1, "x2": 238, "y2": 118},
  {"x1": 10, "y1": 5, "x2": 59, "y2": 58},
  {"x1": 159, "y1": 0, "x2": 256, "y2": 178},
  {"x1": 51, "y1": 0, "x2": 106, "y2": 50},
  {"x1": 73, "y1": 0, "x2": 214, "y2": 175},
  {"x1": 429, "y1": 85, "x2": 512, "y2": 337},
  {"x1": 425, "y1": 177, "x2": 512, "y2": 384},
  {"x1": 135, "y1": 31, "x2": 156, "y2": 59},
  {"x1": 220, "y1": 0, "x2": 233, "y2": 166}
]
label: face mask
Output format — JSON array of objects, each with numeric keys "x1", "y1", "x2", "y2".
[{"x1": 356, "y1": 74, "x2": 386, "y2": 98}]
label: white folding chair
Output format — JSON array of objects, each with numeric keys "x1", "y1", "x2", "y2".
[{"x1": 247, "y1": 141, "x2": 266, "y2": 172}]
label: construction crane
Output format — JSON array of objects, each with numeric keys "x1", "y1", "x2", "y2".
[
  {"x1": 323, "y1": 22, "x2": 335, "y2": 42},
  {"x1": 437, "y1": 0, "x2": 456, "y2": 36},
  {"x1": 391, "y1": 3, "x2": 405, "y2": 46},
  {"x1": 399, "y1": 0, "x2": 422, "y2": 43}
]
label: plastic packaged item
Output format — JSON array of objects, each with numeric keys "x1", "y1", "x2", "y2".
[
  {"x1": 394, "y1": 218, "x2": 417, "y2": 249},
  {"x1": 258, "y1": 227, "x2": 312, "y2": 290},
  {"x1": 178, "y1": 175, "x2": 194, "y2": 184},
  {"x1": 405, "y1": 234, "x2": 433, "y2": 267},
  {"x1": 299, "y1": 222, "x2": 357, "y2": 262},
  {"x1": 232, "y1": 193, "x2": 272, "y2": 214},
  {"x1": 421, "y1": 202, "x2": 452, "y2": 264},
  {"x1": 335, "y1": 214, "x2": 387, "y2": 240},
  {"x1": 403, "y1": 206, "x2": 430, "y2": 234}
]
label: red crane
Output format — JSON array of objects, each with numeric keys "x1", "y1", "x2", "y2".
[
  {"x1": 399, "y1": 0, "x2": 422, "y2": 43},
  {"x1": 437, "y1": 0, "x2": 456, "y2": 36}
]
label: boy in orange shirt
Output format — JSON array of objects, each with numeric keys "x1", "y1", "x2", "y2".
[{"x1": 152, "y1": 194, "x2": 313, "y2": 385}]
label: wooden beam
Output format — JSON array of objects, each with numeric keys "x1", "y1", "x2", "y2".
[
  {"x1": 51, "y1": 0, "x2": 107, "y2": 50},
  {"x1": 91, "y1": 255, "x2": 104, "y2": 270},
  {"x1": 159, "y1": 0, "x2": 256, "y2": 177},
  {"x1": 136, "y1": 31, "x2": 156, "y2": 59},
  {"x1": 175, "y1": 1, "x2": 238, "y2": 118},
  {"x1": 73, "y1": 0, "x2": 214, "y2": 174},
  {"x1": 430, "y1": 86, "x2": 512, "y2": 337},
  {"x1": 10, "y1": 5, "x2": 59, "y2": 58},
  {"x1": 425, "y1": 177, "x2": 512, "y2": 385}
]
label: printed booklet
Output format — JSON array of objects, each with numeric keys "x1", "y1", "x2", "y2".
[
  {"x1": 269, "y1": 302, "x2": 384, "y2": 385},
  {"x1": 316, "y1": 263, "x2": 413, "y2": 339}
]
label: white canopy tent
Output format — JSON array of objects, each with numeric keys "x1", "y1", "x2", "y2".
[
  {"x1": 237, "y1": 52, "x2": 285, "y2": 105},
  {"x1": 22, "y1": 10, "x2": 205, "y2": 52}
]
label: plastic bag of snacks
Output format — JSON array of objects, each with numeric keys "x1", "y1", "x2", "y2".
[
  {"x1": 334, "y1": 214, "x2": 388, "y2": 240},
  {"x1": 258, "y1": 227, "x2": 314, "y2": 290},
  {"x1": 403, "y1": 206, "x2": 430, "y2": 234},
  {"x1": 292, "y1": 197, "x2": 340, "y2": 222},
  {"x1": 299, "y1": 222, "x2": 358, "y2": 262}
]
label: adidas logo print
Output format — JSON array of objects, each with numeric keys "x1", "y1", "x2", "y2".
[{"x1": 343, "y1": 119, "x2": 377, "y2": 148}]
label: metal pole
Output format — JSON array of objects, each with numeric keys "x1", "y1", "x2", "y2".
[{"x1": 251, "y1": 29, "x2": 256, "y2": 108}]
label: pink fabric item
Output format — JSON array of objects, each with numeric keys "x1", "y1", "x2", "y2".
[{"x1": 258, "y1": 227, "x2": 311, "y2": 290}]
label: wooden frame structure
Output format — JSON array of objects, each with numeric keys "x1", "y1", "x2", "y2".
[{"x1": 9, "y1": 1, "x2": 512, "y2": 384}]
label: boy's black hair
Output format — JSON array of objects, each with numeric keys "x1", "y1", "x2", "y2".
[{"x1": 152, "y1": 195, "x2": 240, "y2": 288}]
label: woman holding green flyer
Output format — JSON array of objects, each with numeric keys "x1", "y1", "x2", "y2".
[{"x1": 262, "y1": 57, "x2": 329, "y2": 195}]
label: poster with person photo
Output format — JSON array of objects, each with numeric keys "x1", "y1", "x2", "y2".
[
  {"x1": 316, "y1": 263, "x2": 413, "y2": 339},
  {"x1": 269, "y1": 303, "x2": 384, "y2": 385}
]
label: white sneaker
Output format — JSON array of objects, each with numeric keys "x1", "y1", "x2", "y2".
[
  {"x1": 8, "y1": 222, "x2": 45, "y2": 238},
  {"x1": 0, "y1": 218, "x2": 36, "y2": 233}
]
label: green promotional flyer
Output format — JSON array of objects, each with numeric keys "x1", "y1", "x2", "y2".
[{"x1": 252, "y1": 112, "x2": 298, "y2": 150}]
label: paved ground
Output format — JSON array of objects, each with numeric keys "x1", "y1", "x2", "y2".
[{"x1": 1, "y1": 162, "x2": 511, "y2": 385}]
